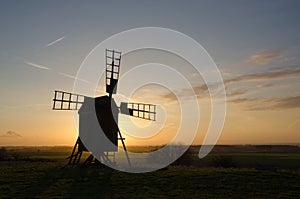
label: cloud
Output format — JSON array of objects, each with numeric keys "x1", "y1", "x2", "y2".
[
  {"x1": 46, "y1": 36, "x2": 66, "y2": 47},
  {"x1": 158, "y1": 84, "x2": 208, "y2": 103},
  {"x1": 0, "y1": 131, "x2": 22, "y2": 137},
  {"x1": 256, "y1": 83, "x2": 275, "y2": 89},
  {"x1": 225, "y1": 65, "x2": 300, "y2": 84},
  {"x1": 159, "y1": 64, "x2": 300, "y2": 101},
  {"x1": 156, "y1": 65, "x2": 300, "y2": 105},
  {"x1": 59, "y1": 72, "x2": 91, "y2": 84},
  {"x1": 25, "y1": 62, "x2": 51, "y2": 70},
  {"x1": 228, "y1": 98, "x2": 258, "y2": 104},
  {"x1": 247, "y1": 49, "x2": 286, "y2": 65},
  {"x1": 159, "y1": 84, "x2": 248, "y2": 103},
  {"x1": 144, "y1": 80, "x2": 300, "y2": 112},
  {"x1": 226, "y1": 88, "x2": 247, "y2": 97},
  {"x1": 156, "y1": 84, "x2": 226, "y2": 103},
  {"x1": 268, "y1": 95, "x2": 300, "y2": 110},
  {"x1": 139, "y1": 64, "x2": 300, "y2": 108},
  {"x1": 229, "y1": 95, "x2": 300, "y2": 111},
  {"x1": 159, "y1": 92, "x2": 178, "y2": 102}
]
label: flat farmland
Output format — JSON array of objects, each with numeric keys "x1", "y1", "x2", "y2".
[{"x1": 0, "y1": 145, "x2": 299, "y2": 198}]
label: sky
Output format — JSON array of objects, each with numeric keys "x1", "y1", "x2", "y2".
[{"x1": 0, "y1": 0, "x2": 300, "y2": 146}]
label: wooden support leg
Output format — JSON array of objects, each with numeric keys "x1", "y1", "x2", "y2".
[
  {"x1": 68, "y1": 137, "x2": 79, "y2": 165},
  {"x1": 118, "y1": 131, "x2": 131, "y2": 168}
]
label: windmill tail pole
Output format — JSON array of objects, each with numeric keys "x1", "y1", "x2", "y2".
[{"x1": 118, "y1": 130, "x2": 132, "y2": 168}]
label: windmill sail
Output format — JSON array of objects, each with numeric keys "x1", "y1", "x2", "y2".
[
  {"x1": 106, "y1": 49, "x2": 121, "y2": 95},
  {"x1": 120, "y1": 102, "x2": 156, "y2": 121},
  {"x1": 53, "y1": 90, "x2": 85, "y2": 110}
]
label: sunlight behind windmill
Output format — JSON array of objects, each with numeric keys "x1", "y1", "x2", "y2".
[{"x1": 52, "y1": 49, "x2": 156, "y2": 166}]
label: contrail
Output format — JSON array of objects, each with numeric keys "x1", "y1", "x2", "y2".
[
  {"x1": 59, "y1": 72, "x2": 90, "y2": 83},
  {"x1": 46, "y1": 36, "x2": 66, "y2": 47},
  {"x1": 25, "y1": 62, "x2": 51, "y2": 70},
  {"x1": 0, "y1": 105, "x2": 17, "y2": 109}
]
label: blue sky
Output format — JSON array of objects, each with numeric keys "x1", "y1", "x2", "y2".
[{"x1": 0, "y1": 0, "x2": 300, "y2": 145}]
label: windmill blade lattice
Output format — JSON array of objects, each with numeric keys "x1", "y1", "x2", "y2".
[
  {"x1": 106, "y1": 49, "x2": 121, "y2": 95},
  {"x1": 120, "y1": 102, "x2": 156, "y2": 121},
  {"x1": 53, "y1": 90, "x2": 85, "y2": 110}
]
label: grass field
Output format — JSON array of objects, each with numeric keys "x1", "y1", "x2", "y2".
[{"x1": 0, "y1": 145, "x2": 299, "y2": 198}]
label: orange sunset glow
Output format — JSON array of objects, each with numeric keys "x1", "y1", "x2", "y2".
[{"x1": 0, "y1": 1, "x2": 300, "y2": 147}]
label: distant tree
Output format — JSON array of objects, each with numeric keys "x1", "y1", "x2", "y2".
[{"x1": 0, "y1": 147, "x2": 8, "y2": 160}]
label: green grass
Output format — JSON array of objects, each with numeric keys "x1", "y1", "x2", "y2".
[
  {"x1": 0, "y1": 161, "x2": 299, "y2": 198},
  {"x1": 0, "y1": 145, "x2": 300, "y2": 198}
]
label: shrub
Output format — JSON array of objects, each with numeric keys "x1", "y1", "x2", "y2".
[
  {"x1": 146, "y1": 145, "x2": 193, "y2": 166},
  {"x1": 212, "y1": 155, "x2": 236, "y2": 168}
]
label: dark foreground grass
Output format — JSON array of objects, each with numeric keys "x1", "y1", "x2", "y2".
[{"x1": 0, "y1": 160, "x2": 299, "y2": 198}]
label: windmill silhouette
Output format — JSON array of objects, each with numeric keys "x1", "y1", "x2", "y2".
[{"x1": 52, "y1": 49, "x2": 156, "y2": 166}]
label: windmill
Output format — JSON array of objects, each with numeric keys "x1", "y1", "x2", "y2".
[{"x1": 52, "y1": 49, "x2": 156, "y2": 166}]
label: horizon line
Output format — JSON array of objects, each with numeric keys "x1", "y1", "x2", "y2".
[{"x1": 1, "y1": 143, "x2": 300, "y2": 147}]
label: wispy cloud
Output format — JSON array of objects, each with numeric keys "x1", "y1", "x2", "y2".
[
  {"x1": 229, "y1": 95, "x2": 300, "y2": 111},
  {"x1": 156, "y1": 65, "x2": 300, "y2": 104},
  {"x1": 256, "y1": 83, "x2": 275, "y2": 89},
  {"x1": 25, "y1": 62, "x2": 51, "y2": 70},
  {"x1": 59, "y1": 72, "x2": 90, "y2": 83},
  {"x1": 0, "y1": 131, "x2": 22, "y2": 137},
  {"x1": 225, "y1": 65, "x2": 300, "y2": 84},
  {"x1": 46, "y1": 36, "x2": 66, "y2": 47},
  {"x1": 267, "y1": 95, "x2": 300, "y2": 110},
  {"x1": 129, "y1": 64, "x2": 300, "y2": 110},
  {"x1": 226, "y1": 88, "x2": 247, "y2": 97},
  {"x1": 247, "y1": 49, "x2": 286, "y2": 65},
  {"x1": 156, "y1": 85, "x2": 205, "y2": 103},
  {"x1": 228, "y1": 98, "x2": 258, "y2": 104}
]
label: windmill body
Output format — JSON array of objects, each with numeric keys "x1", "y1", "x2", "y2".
[{"x1": 78, "y1": 96, "x2": 119, "y2": 152}]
